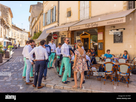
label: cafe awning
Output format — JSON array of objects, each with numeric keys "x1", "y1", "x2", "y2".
[
  {"x1": 70, "y1": 9, "x2": 135, "y2": 31},
  {"x1": 46, "y1": 21, "x2": 81, "y2": 33},
  {"x1": 37, "y1": 26, "x2": 55, "y2": 41}
]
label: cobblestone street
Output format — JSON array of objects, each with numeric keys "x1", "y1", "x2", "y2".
[{"x1": 0, "y1": 48, "x2": 76, "y2": 93}]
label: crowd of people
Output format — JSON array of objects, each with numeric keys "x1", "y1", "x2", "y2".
[{"x1": 22, "y1": 37, "x2": 130, "y2": 89}]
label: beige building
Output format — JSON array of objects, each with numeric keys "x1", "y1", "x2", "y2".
[
  {"x1": 29, "y1": 2, "x2": 43, "y2": 37},
  {"x1": 12, "y1": 24, "x2": 28, "y2": 47},
  {"x1": 37, "y1": 1, "x2": 59, "y2": 45},
  {"x1": 46, "y1": 1, "x2": 136, "y2": 60},
  {"x1": 0, "y1": 3, "x2": 13, "y2": 47}
]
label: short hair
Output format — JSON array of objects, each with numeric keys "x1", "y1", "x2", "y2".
[
  {"x1": 29, "y1": 40, "x2": 35, "y2": 44},
  {"x1": 40, "y1": 40, "x2": 46, "y2": 45},
  {"x1": 63, "y1": 37, "x2": 68, "y2": 41},
  {"x1": 107, "y1": 49, "x2": 110, "y2": 52},
  {"x1": 26, "y1": 41, "x2": 29, "y2": 44},
  {"x1": 76, "y1": 39, "x2": 81, "y2": 42},
  {"x1": 58, "y1": 43, "x2": 62, "y2": 46},
  {"x1": 77, "y1": 41, "x2": 83, "y2": 47}
]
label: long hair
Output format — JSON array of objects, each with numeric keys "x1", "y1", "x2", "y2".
[{"x1": 124, "y1": 50, "x2": 128, "y2": 55}]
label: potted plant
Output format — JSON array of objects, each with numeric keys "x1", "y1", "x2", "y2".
[
  {"x1": 7, "y1": 45, "x2": 13, "y2": 57},
  {"x1": 0, "y1": 45, "x2": 3, "y2": 63}
]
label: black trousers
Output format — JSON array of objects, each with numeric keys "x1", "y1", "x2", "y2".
[{"x1": 34, "y1": 60, "x2": 46, "y2": 87}]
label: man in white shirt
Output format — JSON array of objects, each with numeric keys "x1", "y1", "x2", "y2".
[
  {"x1": 22, "y1": 41, "x2": 29, "y2": 79},
  {"x1": 29, "y1": 40, "x2": 48, "y2": 89},
  {"x1": 61, "y1": 37, "x2": 71, "y2": 84},
  {"x1": 25, "y1": 40, "x2": 35, "y2": 85},
  {"x1": 55, "y1": 43, "x2": 62, "y2": 73},
  {"x1": 48, "y1": 39, "x2": 56, "y2": 69}
]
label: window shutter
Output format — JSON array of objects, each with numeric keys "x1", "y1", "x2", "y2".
[
  {"x1": 80, "y1": 1, "x2": 85, "y2": 20},
  {"x1": 84, "y1": 1, "x2": 89, "y2": 19},
  {"x1": 53, "y1": 6, "x2": 56, "y2": 22},
  {"x1": 43, "y1": 13, "x2": 45, "y2": 26},
  {"x1": 47, "y1": 10, "x2": 49, "y2": 25},
  {"x1": 48, "y1": 9, "x2": 51, "y2": 24}
]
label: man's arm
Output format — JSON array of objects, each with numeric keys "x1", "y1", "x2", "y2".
[
  {"x1": 44, "y1": 49, "x2": 48, "y2": 60},
  {"x1": 28, "y1": 48, "x2": 35, "y2": 63}
]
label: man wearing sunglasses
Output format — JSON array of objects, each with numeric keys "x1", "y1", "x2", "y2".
[{"x1": 61, "y1": 37, "x2": 71, "y2": 84}]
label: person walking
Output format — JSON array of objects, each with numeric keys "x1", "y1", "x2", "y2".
[
  {"x1": 25, "y1": 40, "x2": 35, "y2": 85},
  {"x1": 29, "y1": 40, "x2": 48, "y2": 89},
  {"x1": 61, "y1": 37, "x2": 71, "y2": 84},
  {"x1": 43, "y1": 41, "x2": 51, "y2": 80},
  {"x1": 72, "y1": 41, "x2": 88, "y2": 89},
  {"x1": 48, "y1": 39, "x2": 56, "y2": 69}
]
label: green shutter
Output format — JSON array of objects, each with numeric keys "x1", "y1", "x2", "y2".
[{"x1": 49, "y1": 9, "x2": 51, "y2": 24}]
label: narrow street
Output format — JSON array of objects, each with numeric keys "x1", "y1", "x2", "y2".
[{"x1": 0, "y1": 48, "x2": 76, "y2": 92}]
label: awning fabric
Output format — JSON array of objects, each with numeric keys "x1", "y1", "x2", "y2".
[
  {"x1": 37, "y1": 26, "x2": 55, "y2": 41},
  {"x1": 0, "y1": 38, "x2": 11, "y2": 42},
  {"x1": 46, "y1": 21, "x2": 80, "y2": 33},
  {"x1": 70, "y1": 9, "x2": 135, "y2": 31}
]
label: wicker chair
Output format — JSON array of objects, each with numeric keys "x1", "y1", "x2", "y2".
[
  {"x1": 118, "y1": 58, "x2": 126, "y2": 63},
  {"x1": 105, "y1": 58, "x2": 112, "y2": 62},
  {"x1": 117, "y1": 63, "x2": 130, "y2": 87},
  {"x1": 103, "y1": 62, "x2": 114, "y2": 85}
]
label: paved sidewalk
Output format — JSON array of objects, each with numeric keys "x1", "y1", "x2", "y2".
[
  {"x1": 28, "y1": 63, "x2": 136, "y2": 93},
  {"x1": 0, "y1": 50, "x2": 14, "y2": 66}
]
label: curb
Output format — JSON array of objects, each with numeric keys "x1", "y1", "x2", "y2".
[{"x1": 0, "y1": 56, "x2": 12, "y2": 66}]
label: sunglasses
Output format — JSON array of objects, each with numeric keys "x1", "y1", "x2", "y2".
[{"x1": 66, "y1": 40, "x2": 69, "y2": 41}]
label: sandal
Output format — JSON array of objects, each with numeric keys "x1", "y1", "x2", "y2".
[{"x1": 72, "y1": 85, "x2": 78, "y2": 89}]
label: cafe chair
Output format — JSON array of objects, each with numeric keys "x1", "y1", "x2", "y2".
[
  {"x1": 117, "y1": 63, "x2": 130, "y2": 87},
  {"x1": 100, "y1": 54, "x2": 105, "y2": 61},
  {"x1": 105, "y1": 58, "x2": 112, "y2": 62},
  {"x1": 130, "y1": 57, "x2": 136, "y2": 69},
  {"x1": 118, "y1": 58, "x2": 126, "y2": 63},
  {"x1": 103, "y1": 62, "x2": 114, "y2": 85},
  {"x1": 95, "y1": 56, "x2": 100, "y2": 62}
]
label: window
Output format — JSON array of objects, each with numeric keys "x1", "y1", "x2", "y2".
[
  {"x1": 51, "y1": 8, "x2": 54, "y2": 23},
  {"x1": 114, "y1": 31, "x2": 123, "y2": 43},
  {"x1": 39, "y1": 21, "x2": 41, "y2": 31},
  {"x1": 45, "y1": 12, "x2": 47, "y2": 25},
  {"x1": 67, "y1": 11, "x2": 71, "y2": 17},
  {"x1": 0, "y1": 11, "x2": 1, "y2": 16},
  {"x1": 128, "y1": 1, "x2": 135, "y2": 9}
]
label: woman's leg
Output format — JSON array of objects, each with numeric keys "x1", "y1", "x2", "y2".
[
  {"x1": 80, "y1": 71, "x2": 84, "y2": 88},
  {"x1": 73, "y1": 71, "x2": 77, "y2": 87}
]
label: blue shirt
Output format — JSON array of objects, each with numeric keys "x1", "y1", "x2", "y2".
[
  {"x1": 104, "y1": 53, "x2": 113, "y2": 58},
  {"x1": 123, "y1": 54, "x2": 127, "y2": 59}
]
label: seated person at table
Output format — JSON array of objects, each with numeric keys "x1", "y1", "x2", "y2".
[
  {"x1": 86, "y1": 49, "x2": 91, "y2": 57},
  {"x1": 86, "y1": 55, "x2": 91, "y2": 69},
  {"x1": 104, "y1": 49, "x2": 113, "y2": 59},
  {"x1": 121, "y1": 50, "x2": 129, "y2": 62},
  {"x1": 90, "y1": 48, "x2": 97, "y2": 64}
]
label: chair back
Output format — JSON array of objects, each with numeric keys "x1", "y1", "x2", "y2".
[
  {"x1": 118, "y1": 58, "x2": 126, "y2": 63},
  {"x1": 104, "y1": 62, "x2": 114, "y2": 72},
  {"x1": 118, "y1": 63, "x2": 130, "y2": 74},
  {"x1": 105, "y1": 58, "x2": 111, "y2": 62},
  {"x1": 95, "y1": 56, "x2": 100, "y2": 62},
  {"x1": 101, "y1": 54, "x2": 104, "y2": 58}
]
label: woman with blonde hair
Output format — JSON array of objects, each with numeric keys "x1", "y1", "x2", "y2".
[{"x1": 72, "y1": 41, "x2": 88, "y2": 89}]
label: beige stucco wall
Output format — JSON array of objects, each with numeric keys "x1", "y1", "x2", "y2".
[
  {"x1": 105, "y1": 11, "x2": 136, "y2": 60},
  {"x1": 91, "y1": 1, "x2": 124, "y2": 17},
  {"x1": 59, "y1": 1, "x2": 79, "y2": 25},
  {"x1": 43, "y1": 1, "x2": 58, "y2": 30}
]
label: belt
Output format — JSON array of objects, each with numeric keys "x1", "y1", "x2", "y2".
[
  {"x1": 35, "y1": 60, "x2": 45, "y2": 61},
  {"x1": 63, "y1": 56, "x2": 69, "y2": 58},
  {"x1": 51, "y1": 52, "x2": 55, "y2": 53},
  {"x1": 26, "y1": 58, "x2": 29, "y2": 60}
]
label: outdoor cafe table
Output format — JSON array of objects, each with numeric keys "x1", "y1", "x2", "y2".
[{"x1": 97, "y1": 61, "x2": 131, "y2": 81}]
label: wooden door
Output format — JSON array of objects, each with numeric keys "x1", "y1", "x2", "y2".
[{"x1": 97, "y1": 26, "x2": 105, "y2": 57}]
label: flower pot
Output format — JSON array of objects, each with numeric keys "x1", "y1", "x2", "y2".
[
  {"x1": 0, "y1": 53, "x2": 3, "y2": 63},
  {"x1": 5, "y1": 51, "x2": 10, "y2": 58}
]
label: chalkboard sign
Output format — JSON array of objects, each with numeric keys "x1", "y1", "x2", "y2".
[
  {"x1": 98, "y1": 42, "x2": 103, "y2": 50},
  {"x1": 114, "y1": 31, "x2": 123, "y2": 43}
]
